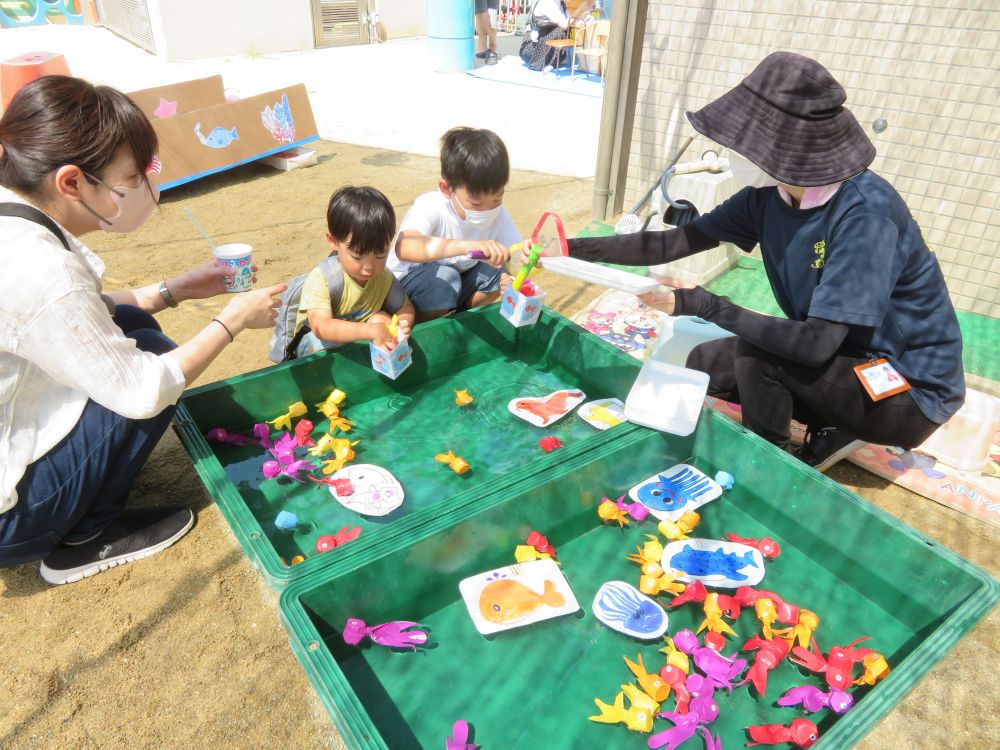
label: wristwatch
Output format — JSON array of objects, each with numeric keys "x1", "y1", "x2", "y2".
[{"x1": 158, "y1": 279, "x2": 178, "y2": 308}]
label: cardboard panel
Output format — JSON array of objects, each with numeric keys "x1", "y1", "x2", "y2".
[{"x1": 129, "y1": 76, "x2": 226, "y2": 118}]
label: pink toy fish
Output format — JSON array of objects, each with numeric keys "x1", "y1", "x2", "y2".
[
  {"x1": 777, "y1": 685, "x2": 854, "y2": 715},
  {"x1": 445, "y1": 719, "x2": 478, "y2": 750},
  {"x1": 616, "y1": 494, "x2": 650, "y2": 522},
  {"x1": 739, "y1": 634, "x2": 790, "y2": 697},
  {"x1": 262, "y1": 458, "x2": 316, "y2": 482},
  {"x1": 342, "y1": 617, "x2": 428, "y2": 650},
  {"x1": 790, "y1": 636, "x2": 874, "y2": 691},
  {"x1": 294, "y1": 418, "x2": 316, "y2": 447},
  {"x1": 648, "y1": 674, "x2": 721, "y2": 750},
  {"x1": 253, "y1": 423, "x2": 273, "y2": 452},
  {"x1": 726, "y1": 532, "x2": 781, "y2": 558},
  {"x1": 269, "y1": 432, "x2": 298, "y2": 464},
  {"x1": 315, "y1": 526, "x2": 361, "y2": 553},
  {"x1": 673, "y1": 628, "x2": 746, "y2": 692},
  {"x1": 746, "y1": 718, "x2": 819, "y2": 748},
  {"x1": 205, "y1": 427, "x2": 250, "y2": 446}
]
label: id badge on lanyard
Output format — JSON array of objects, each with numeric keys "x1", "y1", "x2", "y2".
[{"x1": 853, "y1": 357, "x2": 911, "y2": 401}]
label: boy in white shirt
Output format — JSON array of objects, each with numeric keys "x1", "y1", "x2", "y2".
[{"x1": 390, "y1": 127, "x2": 519, "y2": 322}]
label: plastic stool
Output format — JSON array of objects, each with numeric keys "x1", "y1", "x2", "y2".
[{"x1": 1, "y1": 52, "x2": 71, "y2": 110}]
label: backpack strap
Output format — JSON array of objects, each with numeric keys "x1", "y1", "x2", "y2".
[
  {"x1": 0, "y1": 202, "x2": 71, "y2": 251},
  {"x1": 283, "y1": 254, "x2": 346, "y2": 361}
]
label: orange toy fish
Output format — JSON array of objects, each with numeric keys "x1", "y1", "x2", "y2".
[
  {"x1": 854, "y1": 652, "x2": 890, "y2": 686},
  {"x1": 436, "y1": 450, "x2": 470, "y2": 475},
  {"x1": 625, "y1": 653, "x2": 672, "y2": 702},
  {"x1": 598, "y1": 499, "x2": 630, "y2": 527},
  {"x1": 514, "y1": 390, "x2": 583, "y2": 420},
  {"x1": 657, "y1": 510, "x2": 701, "y2": 541},
  {"x1": 454, "y1": 389, "x2": 474, "y2": 406},
  {"x1": 479, "y1": 578, "x2": 565, "y2": 624}
]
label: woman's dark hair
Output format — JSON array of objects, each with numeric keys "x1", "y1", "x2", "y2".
[
  {"x1": 440, "y1": 126, "x2": 509, "y2": 196},
  {"x1": 326, "y1": 185, "x2": 396, "y2": 255},
  {"x1": 0, "y1": 75, "x2": 157, "y2": 196}
]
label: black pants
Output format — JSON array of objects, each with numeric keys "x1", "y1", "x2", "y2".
[{"x1": 688, "y1": 337, "x2": 940, "y2": 450}]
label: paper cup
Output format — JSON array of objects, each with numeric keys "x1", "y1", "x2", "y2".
[{"x1": 213, "y1": 243, "x2": 253, "y2": 292}]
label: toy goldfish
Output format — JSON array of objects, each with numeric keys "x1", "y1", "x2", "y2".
[
  {"x1": 746, "y1": 718, "x2": 819, "y2": 748},
  {"x1": 262, "y1": 458, "x2": 316, "y2": 482},
  {"x1": 288, "y1": 555, "x2": 305, "y2": 565},
  {"x1": 589, "y1": 404, "x2": 623, "y2": 428},
  {"x1": 342, "y1": 617, "x2": 427, "y2": 650},
  {"x1": 307, "y1": 475, "x2": 353, "y2": 495},
  {"x1": 726, "y1": 532, "x2": 781, "y2": 558},
  {"x1": 755, "y1": 598, "x2": 778, "y2": 640},
  {"x1": 628, "y1": 534, "x2": 664, "y2": 567},
  {"x1": 387, "y1": 314, "x2": 399, "y2": 338},
  {"x1": 777, "y1": 685, "x2": 853, "y2": 715},
  {"x1": 790, "y1": 636, "x2": 874, "y2": 691},
  {"x1": 774, "y1": 609, "x2": 819, "y2": 649},
  {"x1": 740, "y1": 634, "x2": 790, "y2": 697},
  {"x1": 205, "y1": 427, "x2": 250, "y2": 446},
  {"x1": 445, "y1": 719, "x2": 478, "y2": 750},
  {"x1": 697, "y1": 592, "x2": 737, "y2": 638},
  {"x1": 316, "y1": 389, "x2": 347, "y2": 419},
  {"x1": 454, "y1": 388, "x2": 474, "y2": 406},
  {"x1": 268, "y1": 401, "x2": 307, "y2": 431},
  {"x1": 625, "y1": 653, "x2": 671, "y2": 702},
  {"x1": 514, "y1": 545, "x2": 551, "y2": 563},
  {"x1": 252, "y1": 423, "x2": 273, "y2": 451},
  {"x1": 268, "y1": 432, "x2": 298, "y2": 464},
  {"x1": 293, "y1": 418, "x2": 316, "y2": 447},
  {"x1": 616, "y1": 495, "x2": 649, "y2": 522},
  {"x1": 598, "y1": 498, "x2": 630, "y2": 527},
  {"x1": 320, "y1": 438, "x2": 359, "y2": 474},
  {"x1": 589, "y1": 690, "x2": 657, "y2": 733},
  {"x1": 658, "y1": 510, "x2": 701, "y2": 541},
  {"x1": 315, "y1": 525, "x2": 361, "y2": 553},
  {"x1": 514, "y1": 389, "x2": 583, "y2": 420},
  {"x1": 854, "y1": 652, "x2": 890, "y2": 685},
  {"x1": 436, "y1": 450, "x2": 470, "y2": 475},
  {"x1": 657, "y1": 663, "x2": 691, "y2": 714},
  {"x1": 478, "y1": 578, "x2": 565, "y2": 624},
  {"x1": 308, "y1": 433, "x2": 336, "y2": 456},
  {"x1": 538, "y1": 435, "x2": 564, "y2": 452},
  {"x1": 329, "y1": 415, "x2": 353, "y2": 433},
  {"x1": 669, "y1": 579, "x2": 708, "y2": 609},
  {"x1": 526, "y1": 530, "x2": 556, "y2": 557},
  {"x1": 660, "y1": 636, "x2": 691, "y2": 674}
]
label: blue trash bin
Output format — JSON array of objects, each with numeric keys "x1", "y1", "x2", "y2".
[{"x1": 426, "y1": 0, "x2": 475, "y2": 72}]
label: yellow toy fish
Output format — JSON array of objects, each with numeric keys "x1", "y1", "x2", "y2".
[
  {"x1": 316, "y1": 389, "x2": 347, "y2": 419},
  {"x1": 329, "y1": 415, "x2": 353, "y2": 433},
  {"x1": 639, "y1": 571, "x2": 685, "y2": 597},
  {"x1": 589, "y1": 403, "x2": 623, "y2": 428},
  {"x1": 627, "y1": 534, "x2": 664, "y2": 567},
  {"x1": 598, "y1": 499, "x2": 629, "y2": 527},
  {"x1": 387, "y1": 314, "x2": 399, "y2": 338},
  {"x1": 624, "y1": 653, "x2": 671, "y2": 702},
  {"x1": 514, "y1": 545, "x2": 552, "y2": 563},
  {"x1": 478, "y1": 578, "x2": 565, "y2": 624},
  {"x1": 589, "y1": 689, "x2": 657, "y2": 733},
  {"x1": 308, "y1": 433, "x2": 336, "y2": 456},
  {"x1": 774, "y1": 609, "x2": 819, "y2": 649},
  {"x1": 755, "y1": 597, "x2": 778, "y2": 640},
  {"x1": 854, "y1": 652, "x2": 890, "y2": 686},
  {"x1": 320, "y1": 438, "x2": 360, "y2": 474},
  {"x1": 268, "y1": 401, "x2": 307, "y2": 432},
  {"x1": 697, "y1": 592, "x2": 737, "y2": 637},
  {"x1": 659, "y1": 636, "x2": 690, "y2": 674},
  {"x1": 454, "y1": 389, "x2": 474, "y2": 407},
  {"x1": 657, "y1": 510, "x2": 701, "y2": 541},
  {"x1": 435, "y1": 450, "x2": 470, "y2": 475}
]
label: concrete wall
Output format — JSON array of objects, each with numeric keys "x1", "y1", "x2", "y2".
[
  {"x1": 626, "y1": 0, "x2": 1000, "y2": 317},
  {"x1": 152, "y1": 0, "x2": 313, "y2": 60},
  {"x1": 379, "y1": 0, "x2": 426, "y2": 39}
]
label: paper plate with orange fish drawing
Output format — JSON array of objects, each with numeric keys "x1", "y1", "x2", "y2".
[
  {"x1": 459, "y1": 559, "x2": 580, "y2": 635},
  {"x1": 508, "y1": 389, "x2": 587, "y2": 428}
]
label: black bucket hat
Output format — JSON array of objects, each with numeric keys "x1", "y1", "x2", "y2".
[{"x1": 686, "y1": 52, "x2": 875, "y2": 187}]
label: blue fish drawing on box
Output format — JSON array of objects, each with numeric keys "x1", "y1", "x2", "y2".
[
  {"x1": 662, "y1": 539, "x2": 766, "y2": 588},
  {"x1": 628, "y1": 464, "x2": 722, "y2": 521},
  {"x1": 194, "y1": 122, "x2": 239, "y2": 148},
  {"x1": 592, "y1": 581, "x2": 668, "y2": 640}
]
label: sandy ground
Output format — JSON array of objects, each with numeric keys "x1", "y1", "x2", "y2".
[{"x1": 1, "y1": 140, "x2": 997, "y2": 749}]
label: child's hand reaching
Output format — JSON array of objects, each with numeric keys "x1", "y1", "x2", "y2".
[
  {"x1": 468, "y1": 240, "x2": 510, "y2": 268},
  {"x1": 368, "y1": 321, "x2": 398, "y2": 351}
]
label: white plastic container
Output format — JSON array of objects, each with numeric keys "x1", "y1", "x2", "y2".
[
  {"x1": 916, "y1": 388, "x2": 1000, "y2": 471},
  {"x1": 624, "y1": 359, "x2": 710, "y2": 436},
  {"x1": 540, "y1": 255, "x2": 661, "y2": 295},
  {"x1": 650, "y1": 316, "x2": 735, "y2": 367},
  {"x1": 261, "y1": 146, "x2": 318, "y2": 171}
]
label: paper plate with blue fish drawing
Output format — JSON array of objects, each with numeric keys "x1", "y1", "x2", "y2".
[
  {"x1": 627, "y1": 463, "x2": 722, "y2": 521},
  {"x1": 661, "y1": 539, "x2": 766, "y2": 588},
  {"x1": 592, "y1": 581, "x2": 669, "y2": 640},
  {"x1": 459, "y1": 559, "x2": 580, "y2": 635}
]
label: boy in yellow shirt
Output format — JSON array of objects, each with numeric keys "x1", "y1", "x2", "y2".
[{"x1": 292, "y1": 186, "x2": 415, "y2": 358}]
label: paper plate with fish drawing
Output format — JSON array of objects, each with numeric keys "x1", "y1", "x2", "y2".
[
  {"x1": 627, "y1": 463, "x2": 722, "y2": 522},
  {"x1": 459, "y1": 559, "x2": 580, "y2": 635},
  {"x1": 508, "y1": 389, "x2": 587, "y2": 428},
  {"x1": 661, "y1": 539, "x2": 765, "y2": 588},
  {"x1": 576, "y1": 398, "x2": 626, "y2": 431},
  {"x1": 592, "y1": 581, "x2": 668, "y2": 640},
  {"x1": 328, "y1": 464, "x2": 404, "y2": 517}
]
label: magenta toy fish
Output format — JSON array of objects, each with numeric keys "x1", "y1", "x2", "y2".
[
  {"x1": 673, "y1": 628, "x2": 746, "y2": 692},
  {"x1": 777, "y1": 685, "x2": 854, "y2": 715},
  {"x1": 445, "y1": 719, "x2": 478, "y2": 750},
  {"x1": 262, "y1": 458, "x2": 316, "y2": 482},
  {"x1": 616, "y1": 494, "x2": 650, "y2": 522},
  {"x1": 269, "y1": 432, "x2": 298, "y2": 464},
  {"x1": 252, "y1": 423, "x2": 273, "y2": 452},
  {"x1": 342, "y1": 618, "x2": 428, "y2": 650},
  {"x1": 648, "y1": 674, "x2": 721, "y2": 750},
  {"x1": 205, "y1": 427, "x2": 250, "y2": 446}
]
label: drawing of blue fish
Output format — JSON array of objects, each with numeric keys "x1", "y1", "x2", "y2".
[
  {"x1": 194, "y1": 122, "x2": 240, "y2": 148},
  {"x1": 636, "y1": 467, "x2": 712, "y2": 512},
  {"x1": 669, "y1": 544, "x2": 759, "y2": 581},
  {"x1": 592, "y1": 581, "x2": 668, "y2": 639}
]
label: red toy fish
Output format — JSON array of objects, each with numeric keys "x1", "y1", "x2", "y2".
[
  {"x1": 315, "y1": 525, "x2": 362, "y2": 553},
  {"x1": 293, "y1": 418, "x2": 316, "y2": 447},
  {"x1": 538, "y1": 436, "x2": 564, "y2": 452},
  {"x1": 790, "y1": 636, "x2": 874, "y2": 690},
  {"x1": 739, "y1": 634, "x2": 790, "y2": 697},
  {"x1": 526, "y1": 530, "x2": 556, "y2": 557},
  {"x1": 669, "y1": 580, "x2": 708, "y2": 608},
  {"x1": 306, "y1": 475, "x2": 354, "y2": 496},
  {"x1": 514, "y1": 390, "x2": 583, "y2": 420},
  {"x1": 746, "y1": 718, "x2": 819, "y2": 748},
  {"x1": 726, "y1": 532, "x2": 781, "y2": 558}
]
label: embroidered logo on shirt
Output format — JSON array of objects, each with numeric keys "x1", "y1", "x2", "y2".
[{"x1": 811, "y1": 240, "x2": 826, "y2": 269}]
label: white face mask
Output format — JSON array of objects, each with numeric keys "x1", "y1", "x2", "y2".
[
  {"x1": 83, "y1": 173, "x2": 160, "y2": 233},
  {"x1": 450, "y1": 192, "x2": 502, "y2": 229},
  {"x1": 728, "y1": 152, "x2": 780, "y2": 189}
]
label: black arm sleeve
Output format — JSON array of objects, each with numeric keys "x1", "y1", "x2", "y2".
[
  {"x1": 566, "y1": 224, "x2": 719, "y2": 266},
  {"x1": 673, "y1": 287, "x2": 850, "y2": 368}
]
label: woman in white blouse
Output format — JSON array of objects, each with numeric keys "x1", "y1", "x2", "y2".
[{"x1": 0, "y1": 76, "x2": 285, "y2": 584}]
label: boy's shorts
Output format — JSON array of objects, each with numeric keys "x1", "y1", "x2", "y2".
[
  {"x1": 399, "y1": 261, "x2": 502, "y2": 313},
  {"x1": 294, "y1": 330, "x2": 342, "y2": 358}
]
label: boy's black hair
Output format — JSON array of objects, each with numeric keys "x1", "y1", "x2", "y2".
[
  {"x1": 326, "y1": 185, "x2": 396, "y2": 255},
  {"x1": 439, "y1": 127, "x2": 510, "y2": 196}
]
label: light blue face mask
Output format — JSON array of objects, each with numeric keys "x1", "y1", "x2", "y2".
[
  {"x1": 450, "y1": 192, "x2": 502, "y2": 229},
  {"x1": 728, "y1": 152, "x2": 780, "y2": 189}
]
